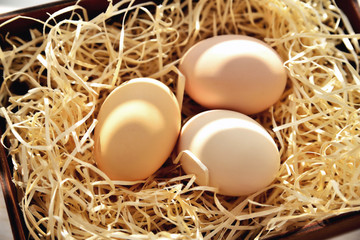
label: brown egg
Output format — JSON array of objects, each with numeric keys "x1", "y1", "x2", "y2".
[
  {"x1": 94, "y1": 78, "x2": 181, "y2": 181},
  {"x1": 179, "y1": 35, "x2": 287, "y2": 115}
]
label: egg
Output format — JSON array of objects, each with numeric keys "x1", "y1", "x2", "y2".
[
  {"x1": 177, "y1": 110, "x2": 280, "y2": 196},
  {"x1": 179, "y1": 35, "x2": 287, "y2": 115},
  {"x1": 94, "y1": 78, "x2": 181, "y2": 181}
]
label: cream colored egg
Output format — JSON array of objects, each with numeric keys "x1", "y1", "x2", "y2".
[
  {"x1": 179, "y1": 35, "x2": 287, "y2": 115},
  {"x1": 94, "y1": 78, "x2": 181, "y2": 181},
  {"x1": 177, "y1": 110, "x2": 280, "y2": 196}
]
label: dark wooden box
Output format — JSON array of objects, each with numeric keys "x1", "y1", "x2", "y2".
[{"x1": 1, "y1": 0, "x2": 360, "y2": 239}]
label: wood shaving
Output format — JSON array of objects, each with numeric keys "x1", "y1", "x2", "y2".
[{"x1": 0, "y1": 0, "x2": 360, "y2": 239}]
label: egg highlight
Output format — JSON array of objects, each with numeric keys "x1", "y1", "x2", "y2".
[
  {"x1": 94, "y1": 78, "x2": 181, "y2": 181},
  {"x1": 177, "y1": 110, "x2": 280, "y2": 196}
]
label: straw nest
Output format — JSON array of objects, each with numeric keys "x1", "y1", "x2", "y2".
[{"x1": 0, "y1": 0, "x2": 360, "y2": 239}]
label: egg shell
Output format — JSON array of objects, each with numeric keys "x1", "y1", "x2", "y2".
[
  {"x1": 177, "y1": 110, "x2": 280, "y2": 196},
  {"x1": 179, "y1": 35, "x2": 287, "y2": 115},
  {"x1": 94, "y1": 78, "x2": 181, "y2": 181}
]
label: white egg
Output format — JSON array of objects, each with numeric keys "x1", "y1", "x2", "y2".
[
  {"x1": 177, "y1": 109, "x2": 280, "y2": 196},
  {"x1": 179, "y1": 35, "x2": 287, "y2": 115}
]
